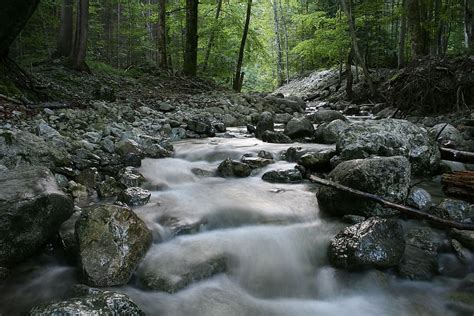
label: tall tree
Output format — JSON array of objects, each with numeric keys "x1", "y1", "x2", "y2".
[
  {"x1": 55, "y1": 0, "x2": 74, "y2": 58},
  {"x1": 406, "y1": 0, "x2": 429, "y2": 59},
  {"x1": 465, "y1": 0, "x2": 474, "y2": 51},
  {"x1": 184, "y1": 0, "x2": 198, "y2": 76},
  {"x1": 70, "y1": 0, "x2": 90, "y2": 71},
  {"x1": 0, "y1": 0, "x2": 40, "y2": 58},
  {"x1": 158, "y1": 0, "x2": 168, "y2": 68},
  {"x1": 398, "y1": 0, "x2": 407, "y2": 68},
  {"x1": 340, "y1": 0, "x2": 375, "y2": 95},
  {"x1": 233, "y1": 0, "x2": 253, "y2": 92},
  {"x1": 202, "y1": 0, "x2": 223, "y2": 72},
  {"x1": 272, "y1": 0, "x2": 284, "y2": 86}
]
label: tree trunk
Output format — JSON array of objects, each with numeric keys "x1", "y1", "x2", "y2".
[
  {"x1": 406, "y1": 0, "x2": 429, "y2": 59},
  {"x1": 279, "y1": 0, "x2": 290, "y2": 84},
  {"x1": 55, "y1": 0, "x2": 74, "y2": 58},
  {"x1": 465, "y1": 0, "x2": 474, "y2": 51},
  {"x1": 442, "y1": 171, "x2": 474, "y2": 203},
  {"x1": 340, "y1": 0, "x2": 375, "y2": 95},
  {"x1": 184, "y1": 0, "x2": 198, "y2": 76},
  {"x1": 398, "y1": 0, "x2": 407, "y2": 68},
  {"x1": 272, "y1": 0, "x2": 283, "y2": 87},
  {"x1": 70, "y1": 0, "x2": 90, "y2": 71},
  {"x1": 233, "y1": 0, "x2": 253, "y2": 92},
  {"x1": 0, "y1": 0, "x2": 40, "y2": 58},
  {"x1": 158, "y1": 0, "x2": 168, "y2": 68},
  {"x1": 202, "y1": 0, "x2": 223, "y2": 73},
  {"x1": 346, "y1": 49, "x2": 353, "y2": 100}
]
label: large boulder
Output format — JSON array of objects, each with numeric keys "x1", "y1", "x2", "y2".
[
  {"x1": 0, "y1": 167, "x2": 73, "y2": 266},
  {"x1": 329, "y1": 217, "x2": 405, "y2": 270},
  {"x1": 0, "y1": 129, "x2": 69, "y2": 169},
  {"x1": 284, "y1": 117, "x2": 314, "y2": 139},
  {"x1": 336, "y1": 119, "x2": 440, "y2": 175},
  {"x1": 313, "y1": 119, "x2": 349, "y2": 144},
  {"x1": 75, "y1": 204, "x2": 152, "y2": 286},
  {"x1": 310, "y1": 110, "x2": 346, "y2": 124},
  {"x1": 297, "y1": 149, "x2": 336, "y2": 172},
  {"x1": 317, "y1": 156, "x2": 411, "y2": 217},
  {"x1": 29, "y1": 289, "x2": 144, "y2": 315},
  {"x1": 255, "y1": 112, "x2": 274, "y2": 139},
  {"x1": 261, "y1": 131, "x2": 292, "y2": 144}
]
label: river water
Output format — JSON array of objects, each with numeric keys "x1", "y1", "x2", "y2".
[{"x1": 0, "y1": 128, "x2": 462, "y2": 315}]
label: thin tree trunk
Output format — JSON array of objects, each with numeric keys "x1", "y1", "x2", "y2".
[
  {"x1": 158, "y1": 0, "x2": 168, "y2": 68},
  {"x1": 56, "y1": 0, "x2": 74, "y2": 58},
  {"x1": 398, "y1": 0, "x2": 407, "y2": 68},
  {"x1": 340, "y1": 0, "x2": 375, "y2": 95},
  {"x1": 406, "y1": 0, "x2": 429, "y2": 59},
  {"x1": 184, "y1": 0, "x2": 198, "y2": 76},
  {"x1": 202, "y1": 0, "x2": 223, "y2": 72},
  {"x1": 233, "y1": 0, "x2": 253, "y2": 92},
  {"x1": 272, "y1": 0, "x2": 284, "y2": 87},
  {"x1": 465, "y1": 0, "x2": 474, "y2": 51},
  {"x1": 346, "y1": 49, "x2": 353, "y2": 100},
  {"x1": 279, "y1": 0, "x2": 290, "y2": 84},
  {"x1": 70, "y1": 0, "x2": 90, "y2": 71}
]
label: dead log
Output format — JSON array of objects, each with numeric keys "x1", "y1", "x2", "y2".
[
  {"x1": 442, "y1": 171, "x2": 474, "y2": 203},
  {"x1": 440, "y1": 147, "x2": 474, "y2": 164},
  {"x1": 310, "y1": 175, "x2": 474, "y2": 231},
  {"x1": 0, "y1": 93, "x2": 23, "y2": 105}
]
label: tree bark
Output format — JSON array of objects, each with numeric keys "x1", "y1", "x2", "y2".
[
  {"x1": 340, "y1": 0, "x2": 375, "y2": 95},
  {"x1": 406, "y1": 0, "x2": 429, "y2": 59},
  {"x1": 346, "y1": 48, "x2": 353, "y2": 100},
  {"x1": 465, "y1": 0, "x2": 474, "y2": 51},
  {"x1": 279, "y1": 0, "x2": 290, "y2": 84},
  {"x1": 70, "y1": 0, "x2": 90, "y2": 71},
  {"x1": 272, "y1": 0, "x2": 284, "y2": 87},
  {"x1": 233, "y1": 0, "x2": 253, "y2": 92},
  {"x1": 398, "y1": 0, "x2": 407, "y2": 68},
  {"x1": 184, "y1": 0, "x2": 198, "y2": 76},
  {"x1": 55, "y1": 0, "x2": 74, "y2": 58},
  {"x1": 158, "y1": 0, "x2": 168, "y2": 68},
  {"x1": 440, "y1": 147, "x2": 474, "y2": 164},
  {"x1": 0, "y1": 0, "x2": 40, "y2": 59},
  {"x1": 202, "y1": 0, "x2": 223, "y2": 73},
  {"x1": 442, "y1": 171, "x2": 474, "y2": 203}
]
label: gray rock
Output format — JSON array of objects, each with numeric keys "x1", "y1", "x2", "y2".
[
  {"x1": 329, "y1": 217, "x2": 405, "y2": 270},
  {"x1": 451, "y1": 229, "x2": 474, "y2": 249},
  {"x1": 241, "y1": 156, "x2": 273, "y2": 169},
  {"x1": 310, "y1": 110, "x2": 346, "y2": 124},
  {"x1": 398, "y1": 227, "x2": 442, "y2": 280},
  {"x1": 0, "y1": 167, "x2": 74, "y2": 266},
  {"x1": 118, "y1": 167, "x2": 145, "y2": 188},
  {"x1": 284, "y1": 117, "x2": 314, "y2": 139},
  {"x1": 36, "y1": 120, "x2": 61, "y2": 140},
  {"x1": 406, "y1": 187, "x2": 432, "y2": 211},
  {"x1": 432, "y1": 199, "x2": 471, "y2": 222},
  {"x1": 118, "y1": 187, "x2": 151, "y2": 206},
  {"x1": 452, "y1": 239, "x2": 472, "y2": 265},
  {"x1": 281, "y1": 147, "x2": 308, "y2": 162},
  {"x1": 274, "y1": 113, "x2": 293, "y2": 124},
  {"x1": 158, "y1": 102, "x2": 175, "y2": 112},
  {"x1": 116, "y1": 139, "x2": 142, "y2": 157},
  {"x1": 297, "y1": 149, "x2": 336, "y2": 171},
  {"x1": 29, "y1": 289, "x2": 144, "y2": 315},
  {"x1": 429, "y1": 123, "x2": 464, "y2": 149},
  {"x1": 313, "y1": 119, "x2": 349, "y2": 144},
  {"x1": 261, "y1": 131, "x2": 292, "y2": 144},
  {"x1": 262, "y1": 169, "x2": 303, "y2": 183},
  {"x1": 76, "y1": 204, "x2": 152, "y2": 286},
  {"x1": 217, "y1": 159, "x2": 251, "y2": 178},
  {"x1": 187, "y1": 117, "x2": 213, "y2": 135},
  {"x1": 97, "y1": 177, "x2": 122, "y2": 198},
  {"x1": 336, "y1": 119, "x2": 440, "y2": 175},
  {"x1": 77, "y1": 167, "x2": 99, "y2": 189},
  {"x1": 255, "y1": 111, "x2": 274, "y2": 139},
  {"x1": 257, "y1": 150, "x2": 273, "y2": 160},
  {"x1": 317, "y1": 156, "x2": 411, "y2": 217}
]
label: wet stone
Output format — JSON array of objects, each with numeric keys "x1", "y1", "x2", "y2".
[
  {"x1": 118, "y1": 187, "x2": 151, "y2": 206},
  {"x1": 262, "y1": 169, "x2": 303, "y2": 183}
]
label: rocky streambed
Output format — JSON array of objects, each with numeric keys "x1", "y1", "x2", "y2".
[{"x1": 1, "y1": 87, "x2": 474, "y2": 315}]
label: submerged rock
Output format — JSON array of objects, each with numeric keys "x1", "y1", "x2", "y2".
[
  {"x1": 262, "y1": 169, "x2": 303, "y2": 183},
  {"x1": 451, "y1": 229, "x2": 474, "y2": 249},
  {"x1": 336, "y1": 119, "x2": 440, "y2": 175},
  {"x1": 317, "y1": 156, "x2": 411, "y2": 217},
  {"x1": 432, "y1": 199, "x2": 471, "y2": 222},
  {"x1": 241, "y1": 156, "x2": 273, "y2": 169},
  {"x1": 29, "y1": 289, "x2": 144, "y2": 315},
  {"x1": 398, "y1": 227, "x2": 442, "y2": 280},
  {"x1": 75, "y1": 204, "x2": 152, "y2": 286},
  {"x1": 0, "y1": 167, "x2": 73, "y2": 266},
  {"x1": 261, "y1": 131, "x2": 292, "y2": 144},
  {"x1": 118, "y1": 187, "x2": 151, "y2": 206},
  {"x1": 329, "y1": 217, "x2": 405, "y2": 270},
  {"x1": 284, "y1": 117, "x2": 314, "y2": 139},
  {"x1": 217, "y1": 159, "x2": 252, "y2": 178}
]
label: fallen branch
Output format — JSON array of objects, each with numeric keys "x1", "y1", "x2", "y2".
[
  {"x1": 442, "y1": 171, "x2": 474, "y2": 203},
  {"x1": 440, "y1": 147, "x2": 474, "y2": 164},
  {"x1": 310, "y1": 175, "x2": 474, "y2": 231},
  {"x1": 0, "y1": 93, "x2": 23, "y2": 105}
]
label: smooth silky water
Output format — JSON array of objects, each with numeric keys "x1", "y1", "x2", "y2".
[{"x1": 0, "y1": 128, "x2": 461, "y2": 315}]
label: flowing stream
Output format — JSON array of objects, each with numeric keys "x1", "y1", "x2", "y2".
[{"x1": 0, "y1": 128, "x2": 462, "y2": 315}]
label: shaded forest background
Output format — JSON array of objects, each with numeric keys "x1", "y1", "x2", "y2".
[{"x1": 5, "y1": 0, "x2": 474, "y2": 92}]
